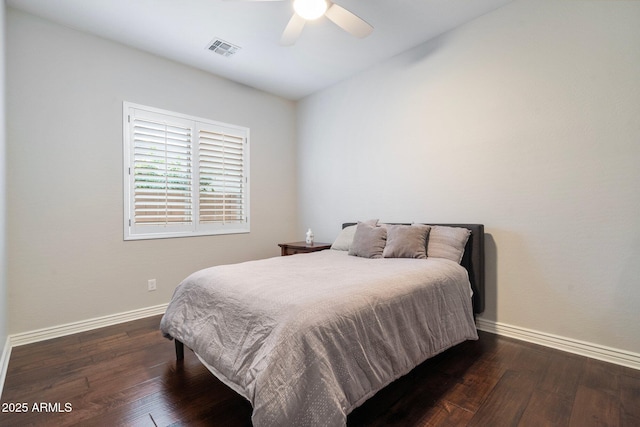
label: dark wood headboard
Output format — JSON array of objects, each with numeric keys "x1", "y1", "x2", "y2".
[{"x1": 342, "y1": 223, "x2": 485, "y2": 314}]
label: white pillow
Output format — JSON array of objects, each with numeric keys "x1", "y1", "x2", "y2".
[
  {"x1": 427, "y1": 226, "x2": 471, "y2": 263},
  {"x1": 331, "y1": 225, "x2": 357, "y2": 251}
]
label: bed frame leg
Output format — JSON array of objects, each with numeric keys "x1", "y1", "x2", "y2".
[{"x1": 175, "y1": 339, "x2": 184, "y2": 360}]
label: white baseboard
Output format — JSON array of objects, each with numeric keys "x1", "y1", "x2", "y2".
[
  {"x1": 0, "y1": 336, "x2": 11, "y2": 399},
  {"x1": 476, "y1": 318, "x2": 640, "y2": 371},
  {"x1": 9, "y1": 303, "x2": 169, "y2": 348}
]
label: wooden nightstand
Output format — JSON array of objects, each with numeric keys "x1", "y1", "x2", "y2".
[{"x1": 278, "y1": 241, "x2": 332, "y2": 256}]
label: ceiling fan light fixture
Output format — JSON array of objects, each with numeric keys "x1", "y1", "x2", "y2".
[{"x1": 293, "y1": 0, "x2": 327, "y2": 20}]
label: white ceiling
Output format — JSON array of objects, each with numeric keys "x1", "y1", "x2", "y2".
[{"x1": 7, "y1": 0, "x2": 513, "y2": 100}]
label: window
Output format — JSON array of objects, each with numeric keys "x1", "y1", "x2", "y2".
[{"x1": 123, "y1": 102, "x2": 249, "y2": 240}]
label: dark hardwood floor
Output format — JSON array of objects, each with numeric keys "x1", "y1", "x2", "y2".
[{"x1": 1, "y1": 315, "x2": 638, "y2": 426}]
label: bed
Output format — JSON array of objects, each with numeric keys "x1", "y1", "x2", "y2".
[{"x1": 160, "y1": 222, "x2": 484, "y2": 426}]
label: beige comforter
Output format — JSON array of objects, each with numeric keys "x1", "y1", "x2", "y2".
[{"x1": 160, "y1": 249, "x2": 477, "y2": 426}]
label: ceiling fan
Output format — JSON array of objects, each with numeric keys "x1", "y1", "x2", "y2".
[{"x1": 227, "y1": 0, "x2": 373, "y2": 46}]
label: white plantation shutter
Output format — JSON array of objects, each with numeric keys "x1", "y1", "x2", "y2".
[
  {"x1": 124, "y1": 102, "x2": 250, "y2": 240},
  {"x1": 132, "y1": 117, "x2": 193, "y2": 226},
  {"x1": 198, "y1": 125, "x2": 247, "y2": 225}
]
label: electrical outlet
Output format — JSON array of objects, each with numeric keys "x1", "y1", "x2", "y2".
[{"x1": 148, "y1": 279, "x2": 157, "y2": 291}]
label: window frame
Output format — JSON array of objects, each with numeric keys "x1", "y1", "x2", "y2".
[{"x1": 123, "y1": 102, "x2": 250, "y2": 241}]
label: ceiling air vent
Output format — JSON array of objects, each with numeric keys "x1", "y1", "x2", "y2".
[{"x1": 207, "y1": 38, "x2": 241, "y2": 57}]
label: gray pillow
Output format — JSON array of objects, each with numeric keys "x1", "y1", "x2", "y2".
[
  {"x1": 348, "y1": 222, "x2": 387, "y2": 258},
  {"x1": 427, "y1": 226, "x2": 471, "y2": 263},
  {"x1": 383, "y1": 224, "x2": 431, "y2": 259}
]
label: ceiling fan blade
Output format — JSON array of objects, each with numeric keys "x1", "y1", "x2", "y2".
[
  {"x1": 325, "y1": 3, "x2": 373, "y2": 38},
  {"x1": 280, "y1": 14, "x2": 306, "y2": 46}
]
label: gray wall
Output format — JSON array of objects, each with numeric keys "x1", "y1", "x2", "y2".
[
  {"x1": 297, "y1": 0, "x2": 640, "y2": 353},
  {"x1": 6, "y1": 0, "x2": 640, "y2": 360},
  {"x1": 1, "y1": 4, "x2": 7, "y2": 354},
  {"x1": 6, "y1": 8, "x2": 298, "y2": 334}
]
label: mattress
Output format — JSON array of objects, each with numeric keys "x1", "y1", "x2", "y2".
[{"x1": 160, "y1": 249, "x2": 478, "y2": 426}]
